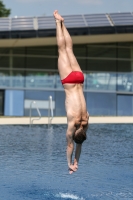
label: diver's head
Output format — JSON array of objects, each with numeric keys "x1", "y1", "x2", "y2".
[{"x1": 73, "y1": 128, "x2": 86, "y2": 144}]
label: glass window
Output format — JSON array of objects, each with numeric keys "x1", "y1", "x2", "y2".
[
  {"x1": 13, "y1": 48, "x2": 25, "y2": 55},
  {"x1": 25, "y1": 71, "x2": 55, "y2": 88},
  {"x1": 13, "y1": 48, "x2": 26, "y2": 69},
  {"x1": 117, "y1": 45, "x2": 132, "y2": 92},
  {"x1": 118, "y1": 42, "x2": 132, "y2": 47},
  {"x1": 0, "y1": 90, "x2": 4, "y2": 115},
  {"x1": 87, "y1": 44, "x2": 116, "y2": 58},
  {"x1": 27, "y1": 46, "x2": 57, "y2": 56},
  {"x1": 118, "y1": 45, "x2": 131, "y2": 59},
  {"x1": 86, "y1": 72, "x2": 116, "y2": 91},
  {"x1": 13, "y1": 56, "x2": 25, "y2": 69},
  {"x1": 87, "y1": 59, "x2": 116, "y2": 72},
  {"x1": 117, "y1": 72, "x2": 132, "y2": 92},
  {"x1": 74, "y1": 45, "x2": 87, "y2": 56},
  {"x1": 74, "y1": 45, "x2": 87, "y2": 70},
  {"x1": 26, "y1": 46, "x2": 57, "y2": 70},
  {"x1": 0, "y1": 70, "x2": 10, "y2": 87},
  {"x1": 26, "y1": 57, "x2": 56, "y2": 70},
  {"x1": 0, "y1": 48, "x2": 10, "y2": 69},
  {"x1": 55, "y1": 74, "x2": 63, "y2": 89},
  {"x1": 118, "y1": 60, "x2": 131, "y2": 72}
]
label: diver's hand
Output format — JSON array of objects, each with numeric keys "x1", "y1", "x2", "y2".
[{"x1": 68, "y1": 163, "x2": 78, "y2": 174}]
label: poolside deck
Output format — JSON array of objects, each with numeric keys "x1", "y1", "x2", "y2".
[{"x1": 0, "y1": 117, "x2": 133, "y2": 125}]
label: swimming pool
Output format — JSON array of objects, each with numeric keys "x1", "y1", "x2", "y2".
[{"x1": 0, "y1": 124, "x2": 133, "y2": 200}]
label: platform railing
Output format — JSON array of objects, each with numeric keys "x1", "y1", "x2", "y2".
[
  {"x1": 48, "y1": 96, "x2": 53, "y2": 128},
  {"x1": 29, "y1": 101, "x2": 41, "y2": 127}
]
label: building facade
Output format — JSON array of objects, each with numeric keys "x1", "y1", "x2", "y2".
[{"x1": 0, "y1": 12, "x2": 133, "y2": 116}]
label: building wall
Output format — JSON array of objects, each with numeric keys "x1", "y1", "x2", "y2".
[{"x1": 0, "y1": 42, "x2": 133, "y2": 116}]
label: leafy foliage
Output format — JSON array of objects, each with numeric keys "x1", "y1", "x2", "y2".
[{"x1": 0, "y1": 0, "x2": 11, "y2": 17}]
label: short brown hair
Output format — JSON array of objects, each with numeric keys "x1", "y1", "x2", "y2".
[{"x1": 73, "y1": 128, "x2": 86, "y2": 144}]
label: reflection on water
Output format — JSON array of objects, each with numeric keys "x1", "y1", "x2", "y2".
[{"x1": 0, "y1": 124, "x2": 133, "y2": 200}]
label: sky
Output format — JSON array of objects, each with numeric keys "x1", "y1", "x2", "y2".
[{"x1": 3, "y1": 0, "x2": 133, "y2": 17}]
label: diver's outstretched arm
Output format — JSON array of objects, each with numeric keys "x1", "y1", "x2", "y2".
[
  {"x1": 74, "y1": 144, "x2": 82, "y2": 168},
  {"x1": 66, "y1": 122, "x2": 77, "y2": 174}
]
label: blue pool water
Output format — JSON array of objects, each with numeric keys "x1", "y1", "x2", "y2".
[{"x1": 0, "y1": 124, "x2": 133, "y2": 200}]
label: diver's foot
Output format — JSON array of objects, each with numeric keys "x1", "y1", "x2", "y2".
[{"x1": 53, "y1": 10, "x2": 64, "y2": 22}]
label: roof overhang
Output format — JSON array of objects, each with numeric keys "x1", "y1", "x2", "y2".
[{"x1": 0, "y1": 33, "x2": 133, "y2": 47}]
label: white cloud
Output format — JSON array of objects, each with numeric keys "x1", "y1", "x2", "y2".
[{"x1": 77, "y1": 0, "x2": 102, "y2": 5}]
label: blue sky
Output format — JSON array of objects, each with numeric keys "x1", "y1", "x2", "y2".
[{"x1": 3, "y1": 0, "x2": 133, "y2": 17}]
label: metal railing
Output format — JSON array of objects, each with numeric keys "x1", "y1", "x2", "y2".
[
  {"x1": 48, "y1": 96, "x2": 53, "y2": 128},
  {"x1": 29, "y1": 101, "x2": 41, "y2": 127}
]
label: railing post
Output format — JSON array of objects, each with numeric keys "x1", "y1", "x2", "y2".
[
  {"x1": 29, "y1": 101, "x2": 41, "y2": 128},
  {"x1": 48, "y1": 96, "x2": 53, "y2": 128}
]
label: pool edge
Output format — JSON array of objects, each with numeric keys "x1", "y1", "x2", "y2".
[{"x1": 0, "y1": 117, "x2": 133, "y2": 125}]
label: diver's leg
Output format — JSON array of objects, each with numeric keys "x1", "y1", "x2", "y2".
[
  {"x1": 53, "y1": 10, "x2": 72, "y2": 79},
  {"x1": 62, "y1": 22, "x2": 82, "y2": 72},
  {"x1": 74, "y1": 144, "x2": 82, "y2": 169}
]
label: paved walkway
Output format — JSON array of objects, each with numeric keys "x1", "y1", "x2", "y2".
[{"x1": 0, "y1": 117, "x2": 133, "y2": 125}]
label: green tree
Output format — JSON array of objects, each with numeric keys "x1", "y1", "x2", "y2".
[{"x1": 0, "y1": 0, "x2": 11, "y2": 17}]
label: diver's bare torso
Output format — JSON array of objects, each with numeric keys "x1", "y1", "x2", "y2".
[{"x1": 64, "y1": 84, "x2": 89, "y2": 129}]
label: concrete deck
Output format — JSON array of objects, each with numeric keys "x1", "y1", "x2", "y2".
[{"x1": 0, "y1": 117, "x2": 133, "y2": 125}]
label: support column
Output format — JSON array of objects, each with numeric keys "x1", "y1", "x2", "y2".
[{"x1": 9, "y1": 49, "x2": 13, "y2": 87}]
